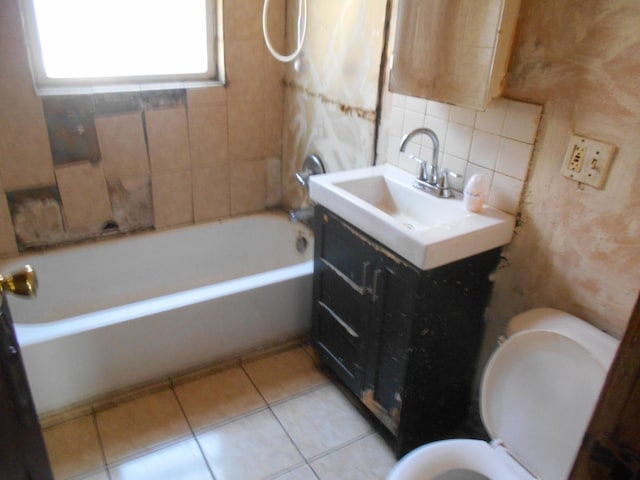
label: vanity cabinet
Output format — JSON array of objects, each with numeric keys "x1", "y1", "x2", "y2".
[{"x1": 311, "y1": 206, "x2": 501, "y2": 456}]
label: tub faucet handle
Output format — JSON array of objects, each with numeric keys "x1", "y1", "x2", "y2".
[{"x1": 0, "y1": 265, "x2": 38, "y2": 298}]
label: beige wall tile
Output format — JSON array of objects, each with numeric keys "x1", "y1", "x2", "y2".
[
  {"x1": 145, "y1": 106, "x2": 190, "y2": 173},
  {"x1": 226, "y1": 38, "x2": 266, "y2": 104},
  {"x1": 152, "y1": 170, "x2": 193, "y2": 229},
  {"x1": 0, "y1": 0, "x2": 55, "y2": 191},
  {"x1": 186, "y1": 87, "x2": 227, "y2": 106},
  {"x1": 188, "y1": 105, "x2": 229, "y2": 166},
  {"x1": 265, "y1": 157, "x2": 282, "y2": 208},
  {"x1": 192, "y1": 164, "x2": 230, "y2": 222},
  {"x1": 95, "y1": 112, "x2": 149, "y2": 180},
  {"x1": 0, "y1": 192, "x2": 18, "y2": 257},
  {"x1": 230, "y1": 160, "x2": 266, "y2": 215},
  {"x1": 228, "y1": 103, "x2": 266, "y2": 161},
  {"x1": 56, "y1": 162, "x2": 112, "y2": 231}
]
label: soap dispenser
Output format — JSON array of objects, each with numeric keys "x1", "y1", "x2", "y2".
[{"x1": 463, "y1": 174, "x2": 488, "y2": 213}]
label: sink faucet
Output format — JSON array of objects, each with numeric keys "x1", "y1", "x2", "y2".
[{"x1": 399, "y1": 128, "x2": 455, "y2": 198}]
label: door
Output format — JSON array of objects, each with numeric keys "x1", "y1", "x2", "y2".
[{"x1": 0, "y1": 266, "x2": 53, "y2": 480}]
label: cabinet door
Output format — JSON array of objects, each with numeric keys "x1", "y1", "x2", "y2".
[
  {"x1": 362, "y1": 259, "x2": 418, "y2": 433},
  {"x1": 312, "y1": 209, "x2": 379, "y2": 393}
]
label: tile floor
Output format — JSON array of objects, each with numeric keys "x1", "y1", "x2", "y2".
[{"x1": 42, "y1": 346, "x2": 397, "y2": 480}]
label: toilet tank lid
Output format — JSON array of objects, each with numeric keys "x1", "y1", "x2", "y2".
[
  {"x1": 506, "y1": 308, "x2": 619, "y2": 369},
  {"x1": 481, "y1": 329, "x2": 608, "y2": 480}
]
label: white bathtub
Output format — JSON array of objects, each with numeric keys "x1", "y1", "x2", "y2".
[{"x1": 3, "y1": 212, "x2": 314, "y2": 414}]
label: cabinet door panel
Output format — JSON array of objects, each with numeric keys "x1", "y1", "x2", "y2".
[
  {"x1": 369, "y1": 266, "x2": 416, "y2": 415},
  {"x1": 320, "y1": 212, "x2": 378, "y2": 290}
]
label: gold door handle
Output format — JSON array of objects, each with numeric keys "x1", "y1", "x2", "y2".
[{"x1": 0, "y1": 265, "x2": 38, "y2": 298}]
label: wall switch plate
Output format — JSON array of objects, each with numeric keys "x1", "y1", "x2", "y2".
[{"x1": 561, "y1": 134, "x2": 615, "y2": 189}]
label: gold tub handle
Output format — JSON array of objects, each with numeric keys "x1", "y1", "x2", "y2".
[{"x1": 0, "y1": 265, "x2": 38, "y2": 298}]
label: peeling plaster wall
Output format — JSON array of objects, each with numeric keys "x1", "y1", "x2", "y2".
[
  {"x1": 281, "y1": 0, "x2": 388, "y2": 209},
  {"x1": 487, "y1": 0, "x2": 640, "y2": 339}
]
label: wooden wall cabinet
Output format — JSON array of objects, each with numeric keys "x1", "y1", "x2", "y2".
[
  {"x1": 311, "y1": 207, "x2": 501, "y2": 456},
  {"x1": 389, "y1": 0, "x2": 521, "y2": 110}
]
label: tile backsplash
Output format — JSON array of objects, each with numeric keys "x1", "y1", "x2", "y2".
[{"x1": 383, "y1": 94, "x2": 542, "y2": 215}]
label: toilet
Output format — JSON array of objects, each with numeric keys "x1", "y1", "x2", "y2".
[{"x1": 387, "y1": 308, "x2": 619, "y2": 480}]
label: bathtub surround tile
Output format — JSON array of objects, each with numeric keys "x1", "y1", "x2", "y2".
[
  {"x1": 197, "y1": 409, "x2": 304, "y2": 480},
  {"x1": 95, "y1": 112, "x2": 150, "y2": 180},
  {"x1": 93, "y1": 92, "x2": 142, "y2": 115},
  {"x1": 186, "y1": 87, "x2": 227, "y2": 106},
  {"x1": 310, "y1": 433, "x2": 396, "y2": 480},
  {"x1": 0, "y1": 192, "x2": 18, "y2": 257},
  {"x1": 266, "y1": 157, "x2": 282, "y2": 208},
  {"x1": 188, "y1": 105, "x2": 229, "y2": 167},
  {"x1": 271, "y1": 384, "x2": 372, "y2": 460},
  {"x1": 230, "y1": 160, "x2": 267, "y2": 215},
  {"x1": 43, "y1": 415, "x2": 105, "y2": 479},
  {"x1": 108, "y1": 438, "x2": 212, "y2": 480},
  {"x1": 6, "y1": 186, "x2": 65, "y2": 249},
  {"x1": 243, "y1": 347, "x2": 329, "y2": 404},
  {"x1": 140, "y1": 90, "x2": 187, "y2": 110},
  {"x1": 152, "y1": 170, "x2": 193, "y2": 229},
  {"x1": 145, "y1": 106, "x2": 191, "y2": 174},
  {"x1": 107, "y1": 176, "x2": 154, "y2": 233},
  {"x1": 55, "y1": 161, "x2": 113, "y2": 232},
  {"x1": 228, "y1": 102, "x2": 266, "y2": 161},
  {"x1": 192, "y1": 164, "x2": 230, "y2": 222},
  {"x1": 96, "y1": 389, "x2": 191, "y2": 464},
  {"x1": 174, "y1": 367, "x2": 266, "y2": 431},
  {"x1": 42, "y1": 95, "x2": 101, "y2": 166},
  {"x1": 226, "y1": 38, "x2": 266, "y2": 104}
]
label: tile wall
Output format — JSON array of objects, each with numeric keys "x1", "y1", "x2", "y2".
[
  {"x1": 382, "y1": 94, "x2": 543, "y2": 215},
  {"x1": 0, "y1": 0, "x2": 285, "y2": 256}
]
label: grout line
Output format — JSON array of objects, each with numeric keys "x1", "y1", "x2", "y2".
[
  {"x1": 169, "y1": 387, "x2": 217, "y2": 480},
  {"x1": 90, "y1": 411, "x2": 113, "y2": 480}
]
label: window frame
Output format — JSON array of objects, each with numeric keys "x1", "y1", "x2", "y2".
[{"x1": 18, "y1": 0, "x2": 225, "y2": 96}]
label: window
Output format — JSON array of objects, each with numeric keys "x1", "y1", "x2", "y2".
[{"x1": 20, "y1": 0, "x2": 224, "y2": 95}]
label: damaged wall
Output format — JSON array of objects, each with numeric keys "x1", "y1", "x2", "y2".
[
  {"x1": 487, "y1": 0, "x2": 640, "y2": 338},
  {"x1": 281, "y1": 0, "x2": 388, "y2": 209},
  {"x1": 0, "y1": 0, "x2": 285, "y2": 254}
]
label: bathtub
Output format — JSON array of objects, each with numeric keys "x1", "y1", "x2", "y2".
[{"x1": 3, "y1": 212, "x2": 314, "y2": 414}]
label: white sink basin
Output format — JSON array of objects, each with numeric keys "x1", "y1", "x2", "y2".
[{"x1": 309, "y1": 164, "x2": 515, "y2": 270}]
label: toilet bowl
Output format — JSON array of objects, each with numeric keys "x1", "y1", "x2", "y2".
[{"x1": 387, "y1": 308, "x2": 618, "y2": 480}]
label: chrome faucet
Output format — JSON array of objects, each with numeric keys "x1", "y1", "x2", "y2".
[{"x1": 399, "y1": 128, "x2": 456, "y2": 198}]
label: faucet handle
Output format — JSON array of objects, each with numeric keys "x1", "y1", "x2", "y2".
[
  {"x1": 409, "y1": 154, "x2": 431, "y2": 181},
  {"x1": 440, "y1": 169, "x2": 462, "y2": 193}
]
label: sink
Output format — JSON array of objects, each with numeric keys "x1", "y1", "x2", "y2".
[{"x1": 309, "y1": 164, "x2": 515, "y2": 270}]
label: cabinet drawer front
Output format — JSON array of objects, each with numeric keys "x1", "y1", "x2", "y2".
[
  {"x1": 318, "y1": 266, "x2": 364, "y2": 335},
  {"x1": 315, "y1": 305, "x2": 363, "y2": 382},
  {"x1": 320, "y1": 211, "x2": 378, "y2": 289}
]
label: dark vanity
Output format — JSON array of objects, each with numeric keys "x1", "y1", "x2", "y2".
[{"x1": 311, "y1": 206, "x2": 502, "y2": 456}]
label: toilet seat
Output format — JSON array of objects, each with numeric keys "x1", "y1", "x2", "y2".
[
  {"x1": 386, "y1": 439, "x2": 532, "y2": 480},
  {"x1": 388, "y1": 326, "x2": 614, "y2": 480}
]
